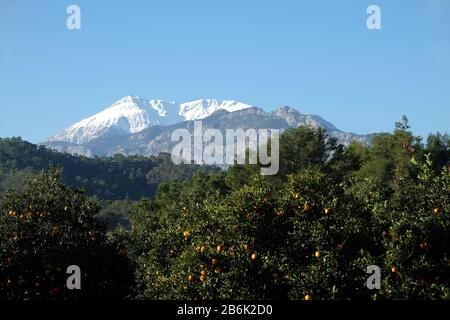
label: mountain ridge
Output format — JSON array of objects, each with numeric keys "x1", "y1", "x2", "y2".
[{"x1": 43, "y1": 99, "x2": 373, "y2": 158}]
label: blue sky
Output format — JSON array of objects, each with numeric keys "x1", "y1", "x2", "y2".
[{"x1": 0, "y1": 0, "x2": 449, "y2": 143}]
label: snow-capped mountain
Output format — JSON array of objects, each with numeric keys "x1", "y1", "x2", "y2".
[
  {"x1": 44, "y1": 99, "x2": 373, "y2": 158},
  {"x1": 49, "y1": 96, "x2": 253, "y2": 144}
]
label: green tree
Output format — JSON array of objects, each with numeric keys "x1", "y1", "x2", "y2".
[
  {"x1": 277, "y1": 127, "x2": 338, "y2": 178},
  {"x1": 426, "y1": 132, "x2": 450, "y2": 173}
]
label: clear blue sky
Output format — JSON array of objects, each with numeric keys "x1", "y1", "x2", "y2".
[{"x1": 0, "y1": 0, "x2": 449, "y2": 143}]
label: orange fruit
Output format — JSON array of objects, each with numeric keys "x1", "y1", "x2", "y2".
[
  {"x1": 216, "y1": 245, "x2": 223, "y2": 253},
  {"x1": 304, "y1": 294, "x2": 312, "y2": 301},
  {"x1": 211, "y1": 258, "x2": 218, "y2": 265},
  {"x1": 324, "y1": 208, "x2": 331, "y2": 215},
  {"x1": 199, "y1": 275, "x2": 206, "y2": 282},
  {"x1": 251, "y1": 253, "x2": 258, "y2": 261},
  {"x1": 200, "y1": 270, "x2": 206, "y2": 276},
  {"x1": 64, "y1": 206, "x2": 69, "y2": 212},
  {"x1": 187, "y1": 274, "x2": 193, "y2": 282},
  {"x1": 303, "y1": 202, "x2": 311, "y2": 212},
  {"x1": 315, "y1": 250, "x2": 321, "y2": 258},
  {"x1": 183, "y1": 230, "x2": 190, "y2": 239},
  {"x1": 293, "y1": 193, "x2": 299, "y2": 199},
  {"x1": 434, "y1": 208, "x2": 440, "y2": 214},
  {"x1": 391, "y1": 266, "x2": 397, "y2": 273}
]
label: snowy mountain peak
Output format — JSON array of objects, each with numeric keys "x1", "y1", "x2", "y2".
[
  {"x1": 49, "y1": 96, "x2": 253, "y2": 144},
  {"x1": 115, "y1": 95, "x2": 139, "y2": 104},
  {"x1": 179, "y1": 99, "x2": 252, "y2": 121},
  {"x1": 49, "y1": 96, "x2": 156, "y2": 144}
]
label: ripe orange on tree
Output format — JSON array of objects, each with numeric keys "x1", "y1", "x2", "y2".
[{"x1": 303, "y1": 202, "x2": 312, "y2": 212}]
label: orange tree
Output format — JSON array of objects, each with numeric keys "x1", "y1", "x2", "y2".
[
  {"x1": 279, "y1": 169, "x2": 378, "y2": 300},
  {"x1": 129, "y1": 153, "x2": 449, "y2": 300},
  {"x1": 129, "y1": 171, "x2": 379, "y2": 300},
  {"x1": 379, "y1": 156, "x2": 450, "y2": 299},
  {"x1": 129, "y1": 175, "x2": 289, "y2": 299},
  {"x1": 0, "y1": 169, "x2": 132, "y2": 300}
]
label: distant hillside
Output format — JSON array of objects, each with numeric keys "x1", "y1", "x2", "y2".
[{"x1": 0, "y1": 137, "x2": 219, "y2": 200}]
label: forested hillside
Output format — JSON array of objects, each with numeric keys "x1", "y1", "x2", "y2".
[{"x1": 0, "y1": 137, "x2": 219, "y2": 200}]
